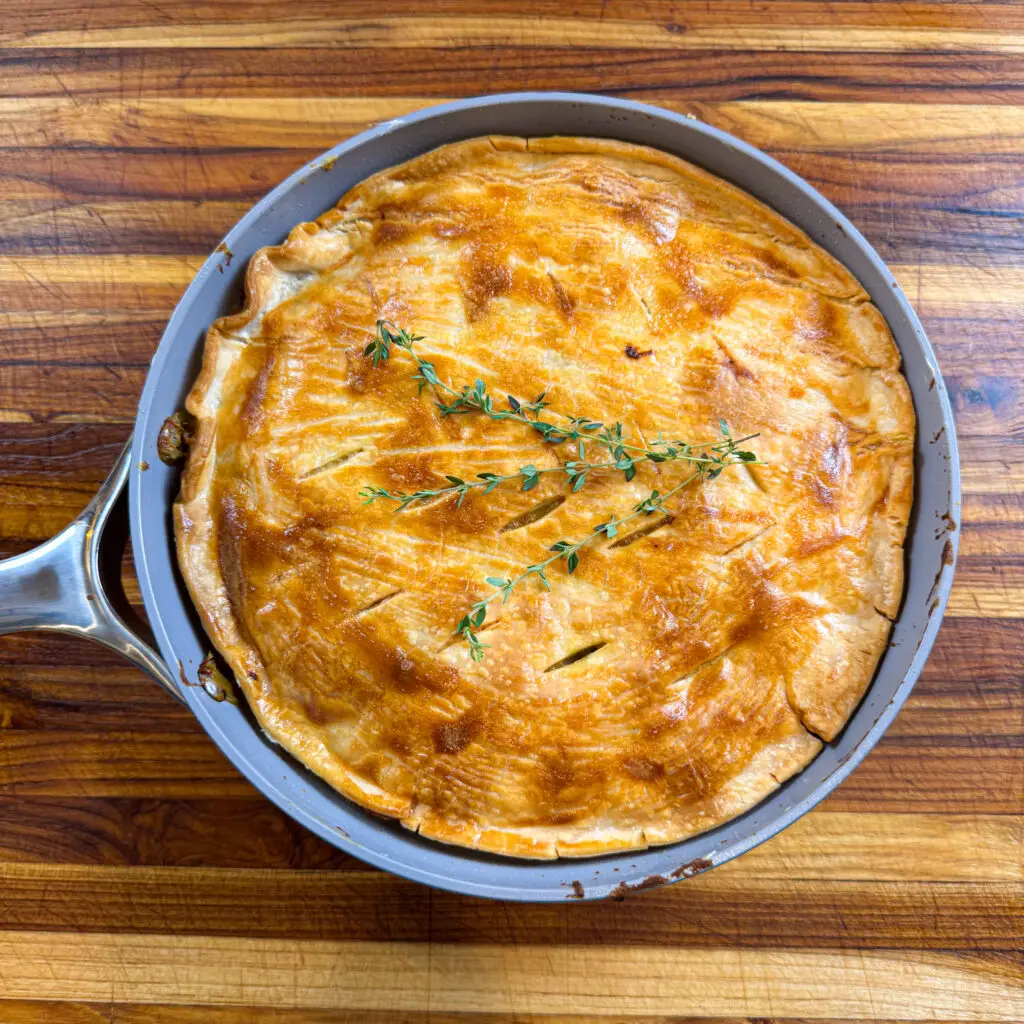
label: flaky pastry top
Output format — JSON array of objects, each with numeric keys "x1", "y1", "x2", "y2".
[{"x1": 176, "y1": 136, "x2": 913, "y2": 858}]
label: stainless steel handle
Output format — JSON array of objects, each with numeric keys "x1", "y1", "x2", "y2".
[{"x1": 0, "y1": 436, "x2": 185, "y2": 704}]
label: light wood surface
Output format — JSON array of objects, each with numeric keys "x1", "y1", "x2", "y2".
[{"x1": 0, "y1": 1, "x2": 1021, "y2": 1020}]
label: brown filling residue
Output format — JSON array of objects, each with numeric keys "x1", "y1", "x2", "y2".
[
  {"x1": 157, "y1": 411, "x2": 196, "y2": 466},
  {"x1": 670, "y1": 856, "x2": 713, "y2": 879},
  {"x1": 197, "y1": 652, "x2": 237, "y2": 704},
  {"x1": 608, "y1": 873, "x2": 669, "y2": 900},
  {"x1": 624, "y1": 345, "x2": 654, "y2": 360},
  {"x1": 940, "y1": 538, "x2": 955, "y2": 567}
]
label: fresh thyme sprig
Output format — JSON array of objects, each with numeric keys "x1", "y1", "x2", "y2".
[
  {"x1": 360, "y1": 434, "x2": 756, "y2": 512},
  {"x1": 363, "y1": 319, "x2": 761, "y2": 662},
  {"x1": 363, "y1": 319, "x2": 759, "y2": 499},
  {"x1": 454, "y1": 470, "x2": 704, "y2": 661},
  {"x1": 359, "y1": 459, "x2": 607, "y2": 511}
]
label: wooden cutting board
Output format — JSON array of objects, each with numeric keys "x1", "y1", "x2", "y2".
[{"x1": 0, "y1": 2, "x2": 1021, "y2": 1020}]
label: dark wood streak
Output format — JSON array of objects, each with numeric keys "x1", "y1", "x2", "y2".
[
  {"x1": 0, "y1": 867, "x2": 1016, "y2": 948},
  {"x1": 1, "y1": 43, "x2": 1024, "y2": 102}
]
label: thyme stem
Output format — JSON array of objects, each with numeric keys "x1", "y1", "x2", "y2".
[{"x1": 360, "y1": 447, "x2": 755, "y2": 512}]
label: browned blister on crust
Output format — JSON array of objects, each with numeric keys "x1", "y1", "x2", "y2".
[{"x1": 175, "y1": 137, "x2": 913, "y2": 858}]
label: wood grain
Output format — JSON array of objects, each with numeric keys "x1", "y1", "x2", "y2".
[
  {"x1": 0, "y1": 933, "x2": 1019, "y2": 1018},
  {"x1": 2, "y1": 49, "x2": 1024, "y2": 106},
  {"x1": 0, "y1": 2, "x2": 1021, "y2": 1019},
  {"x1": 0, "y1": 1013, "x2": 1017, "y2": 1024},
  {"x1": 4, "y1": 97, "x2": 1024, "y2": 152},
  {"x1": 0, "y1": 863, "x2": 1018, "y2": 948},
  {"x1": 4, "y1": 12, "x2": 1024, "y2": 54}
]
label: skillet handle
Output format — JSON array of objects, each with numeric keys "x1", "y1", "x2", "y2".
[{"x1": 0, "y1": 436, "x2": 185, "y2": 704}]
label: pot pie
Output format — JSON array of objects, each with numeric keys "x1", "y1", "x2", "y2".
[{"x1": 176, "y1": 136, "x2": 913, "y2": 858}]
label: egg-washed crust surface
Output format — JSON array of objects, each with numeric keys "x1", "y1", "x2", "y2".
[{"x1": 176, "y1": 136, "x2": 914, "y2": 859}]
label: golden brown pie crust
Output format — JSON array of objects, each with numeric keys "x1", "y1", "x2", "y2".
[{"x1": 175, "y1": 136, "x2": 914, "y2": 858}]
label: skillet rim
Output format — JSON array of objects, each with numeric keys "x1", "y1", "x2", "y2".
[{"x1": 129, "y1": 91, "x2": 961, "y2": 901}]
